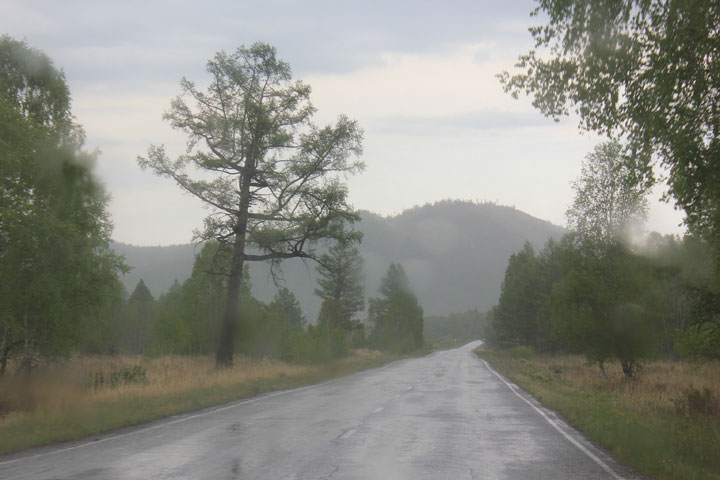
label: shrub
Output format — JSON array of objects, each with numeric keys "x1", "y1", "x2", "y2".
[
  {"x1": 90, "y1": 365, "x2": 147, "y2": 391},
  {"x1": 674, "y1": 387, "x2": 719, "y2": 418}
]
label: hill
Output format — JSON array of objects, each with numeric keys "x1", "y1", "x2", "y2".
[{"x1": 112, "y1": 200, "x2": 564, "y2": 319}]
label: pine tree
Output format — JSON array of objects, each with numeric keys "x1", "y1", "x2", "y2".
[
  {"x1": 369, "y1": 263, "x2": 423, "y2": 352},
  {"x1": 315, "y1": 242, "x2": 364, "y2": 330}
]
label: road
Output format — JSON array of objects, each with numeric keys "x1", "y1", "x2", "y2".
[{"x1": 0, "y1": 341, "x2": 643, "y2": 479}]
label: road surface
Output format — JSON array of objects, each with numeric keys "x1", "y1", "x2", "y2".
[{"x1": 0, "y1": 341, "x2": 643, "y2": 479}]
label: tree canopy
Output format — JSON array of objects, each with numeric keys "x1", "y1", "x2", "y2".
[
  {"x1": 566, "y1": 140, "x2": 650, "y2": 245},
  {"x1": 500, "y1": 0, "x2": 720, "y2": 257},
  {"x1": 139, "y1": 42, "x2": 364, "y2": 366},
  {"x1": 0, "y1": 36, "x2": 124, "y2": 373}
]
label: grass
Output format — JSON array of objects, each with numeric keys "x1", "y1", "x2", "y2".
[
  {"x1": 476, "y1": 346, "x2": 720, "y2": 480},
  {"x1": 0, "y1": 349, "x2": 398, "y2": 455}
]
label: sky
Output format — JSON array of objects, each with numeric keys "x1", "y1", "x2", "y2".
[{"x1": 2, "y1": 0, "x2": 685, "y2": 246}]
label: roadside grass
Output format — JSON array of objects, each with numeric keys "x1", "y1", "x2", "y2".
[
  {"x1": 476, "y1": 346, "x2": 720, "y2": 480},
  {"x1": 0, "y1": 349, "x2": 397, "y2": 455}
]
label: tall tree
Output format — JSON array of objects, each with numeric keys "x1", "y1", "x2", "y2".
[
  {"x1": 0, "y1": 36, "x2": 124, "y2": 373},
  {"x1": 369, "y1": 263, "x2": 423, "y2": 352},
  {"x1": 315, "y1": 241, "x2": 365, "y2": 330},
  {"x1": 269, "y1": 287, "x2": 306, "y2": 327},
  {"x1": 139, "y1": 43, "x2": 364, "y2": 366},
  {"x1": 500, "y1": 0, "x2": 720, "y2": 260},
  {"x1": 553, "y1": 141, "x2": 654, "y2": 377},
  {"x1": 121, "y1": 279, "x2": 155, "y2": 353},
  {"x1": 492, "y1": 242, "x2": 546, "y2": 348},
  {"x1": 566, "y1": 140, "x2": 650, "y2": 246}
]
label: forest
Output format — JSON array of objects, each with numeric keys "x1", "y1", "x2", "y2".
[{"x1": 487, "y1": 142, "x2": 720, "y2": 375}]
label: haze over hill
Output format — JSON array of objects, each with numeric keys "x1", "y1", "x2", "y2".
[{"x1": 112, "y1": 201, "x2": 564, "y2": 319}]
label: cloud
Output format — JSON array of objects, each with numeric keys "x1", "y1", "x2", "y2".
[
  {"x1": 2, "y1": 0, "x2": 538, "y2": 85},
  {"x1": 369, "y1": 111, "x2": 551, "y2": 135},
  {"x1": 304, "y1": 43, "x2": 535, "y2": 122},
  {"x1": 1, "y1": 0, "x2": 685, "y2": 245}
]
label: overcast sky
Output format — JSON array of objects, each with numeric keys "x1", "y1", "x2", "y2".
[{"x1": 2, "y1": 0, "x2": 685, "y2": 246}]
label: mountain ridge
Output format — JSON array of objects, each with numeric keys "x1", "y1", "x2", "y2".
[{"x1": 112, "y1": 200, "x2": 564, "y2": 319}]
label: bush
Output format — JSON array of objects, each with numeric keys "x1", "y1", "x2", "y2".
[
  {"x1": 350, "y1": 326, "x2": 366, "y2": 349},
  {"x1": 329, "y1": 329, "x2": 349, "y2": 358},
  {"x1": 90, "y1": 365, "x2": 147, "y2": 391},
  {"x1": 674, "y1": 387, "x2": 719, "y2": 418},
  {"x1": 676, "y1": 324, "x2": 720, "y2": 360}
]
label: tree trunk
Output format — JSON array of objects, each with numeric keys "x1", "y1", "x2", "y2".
[
  {"x1": 216, "y1": 159, "x2": 254, "y2": 368},
  {"x1": 0, "y1": 336, "x2": 8, "y2": 376},
  {"x1": 20, "y1": 310, "x2": 33, "y2": 377},
  {"x1": 620, "y1": 359, "x2": 636, "y2": 379},
  {"x1": 215, "y1": 234, "x2": 247, "y2": 367},
  {"x1": 598, "y1": 360, "x2": 607, "y2": 379}
]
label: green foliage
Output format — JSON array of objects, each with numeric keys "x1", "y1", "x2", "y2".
[
  {"x1": 349, "y1": 325, "x2": 367, "y2": 349},
  {"x1": 0, "y1": 36, "x2": 124, "y2": 373},
  {"x1": 507, "y1": 345, "x2": 536, "y2": 359},
  {"x1": 79, "y1": 282, "x2": 126, "y2": 355},
  {"x1": 501, "y1": 0, "x2": 720, "y2": 265},
  {"x1": 0, "y1": 35, "x2": 77, "y2": 144},
  {"x1": 492, "y1": 242, "x2": 549, "y2": 349},
  {"x1": 549, "y1": 241, "x2": 661, "y2": 375},
  {"x1": 279, "y1": 326, "x2": 350, "y2": 364},
  {"x1": 566, "y1": 140, "x2": 649, "y2": 244},
  {"x1": 489, "y1": 228, "x2": 720, "y2": 371},
  {"x1": 268, "y1": 287, "x2": 305, "y2": 328},
  {"x1": 119, "y1": 280, "x2": 155, "y2": 354},
  {"x1": 315, "y1": 241, "x2": 365, "y2": 330},
  {"x1": 369, "y1": 263, "x2": 423, "y2": 352},
  {"x1": 145, "y1": 240, "x2": 352, "y2": 364},
  {"x1": 676, "y1": 324, "x2": 720, "y2": 360},
  {"x1": 491, "y1": 140, "x2": 659, "y2": 376},
  {"x1": 150, "y1": 242, "x2": 234, "y2": 355}
]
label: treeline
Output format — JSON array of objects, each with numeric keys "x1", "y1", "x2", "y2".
[
  {"x1": 487, "y1": 142, "x2": 720, "y2": 378},
  {"x1": 83, "y1": 242, "x2": 425, "y2": 362},
  {"x1": 424, "y1": 309, "x2": 487, "y2": 348},
  {"x1": 488, "y1": 235, "x2": 719, "y2": 370}
]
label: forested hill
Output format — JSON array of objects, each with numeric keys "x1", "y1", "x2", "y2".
[{"x1": 112, "y1": 201, "x2": 564, "y2": 319}]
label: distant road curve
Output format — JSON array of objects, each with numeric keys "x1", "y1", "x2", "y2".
[{"x1": 0, "y1": 341, "x2": 644, "y2": 479}]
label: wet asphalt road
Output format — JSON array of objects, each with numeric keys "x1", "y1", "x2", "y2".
[{"x1": 0, "y1": 341, "x2": 643, "y2": 479}]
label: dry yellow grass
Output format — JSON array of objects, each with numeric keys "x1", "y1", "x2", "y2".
[
  {"x1": 525, "y1": 355, "x2": 720, "y2": 417},
  {"x1": 0, "y1": 349, "x2": 391, "y2": 454},
  {"x1": 1, "y1": 355, "x2": 300, "y2": 417}
]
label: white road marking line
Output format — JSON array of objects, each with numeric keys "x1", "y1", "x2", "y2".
[
  {"x1": 373, "y1": 407, "x2": 384, "y2": 414},
  {"x1": 480, "y1": 359, "x2": 624, "y2": 480}
]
